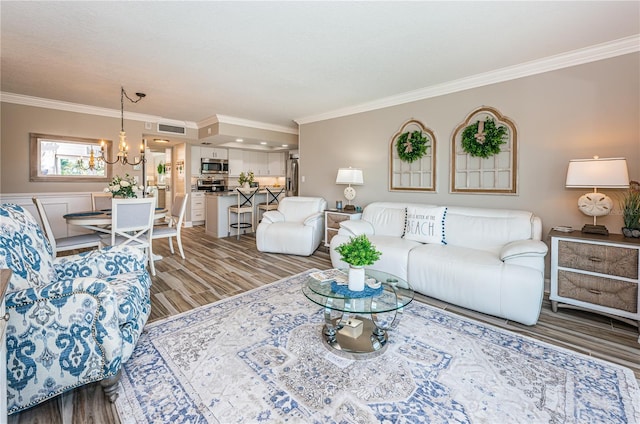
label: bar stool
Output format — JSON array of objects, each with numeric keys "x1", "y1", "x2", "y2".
[
  {"x1": 228, "y1": 187, "x2": 259, "y2": 239},
  {"x1": 258, "y1": 186, "x2": 285, "y2": 223}
]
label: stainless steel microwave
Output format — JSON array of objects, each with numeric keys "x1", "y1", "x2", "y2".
[{"x1": 201, "y1": 158, "x2": 228, "y2": 174}]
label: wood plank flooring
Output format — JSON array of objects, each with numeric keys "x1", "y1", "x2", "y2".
[{"x1": 8, "y1": 226, "x2": 640, "y2": 423}]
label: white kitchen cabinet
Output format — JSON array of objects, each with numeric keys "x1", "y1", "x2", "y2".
[
  {"x1": 190, "y1": 146, "x2": 201, "y2": 177},
  {"x1": 190, "y1": 191, "x2": 205, "y2": 225},
  {"x1": 244, "y1": 151, "x2": 269, "y2": 175},
  {"x1": 201, "y1": 147, "x2": 228, "y2": 160},
  {"x1": 268, "y1": 152, "x2": 285, "y2": 176},
  {"x1": 228, "y1": 149, "x2": 243, "y2": 176}
]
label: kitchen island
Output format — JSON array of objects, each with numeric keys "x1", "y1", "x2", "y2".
[{"x1": 204, "y1": 189, "x2": 280, "y2": 238}]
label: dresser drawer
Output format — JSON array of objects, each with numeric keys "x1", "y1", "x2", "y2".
[
  {"x1": 326, "y1": 213, "x2": 351, "y2": 229},
  {"x1": 558, "y1": 240, "x2": 639, "y2": 279},
  {"x1": 558, "y1": 270, "x2": 638, "y2": 313}
]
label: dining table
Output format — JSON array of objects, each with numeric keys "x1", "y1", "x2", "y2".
[{"x1": 63, "y1": 208, "x2": 167, "y2": 234}]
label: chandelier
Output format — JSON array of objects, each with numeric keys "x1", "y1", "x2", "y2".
[{"x1": 100, "y1": 86, "x2": 147, "y2": 166}]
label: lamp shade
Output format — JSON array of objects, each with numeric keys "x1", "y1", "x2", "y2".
[
  {"x1": 336, "y1": 168, "x2": 364, "y2": 185},
  {"x1": 565, "y1": 157, "x2": 629, "y2": 189}
]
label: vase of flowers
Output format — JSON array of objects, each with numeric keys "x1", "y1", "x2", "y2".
[
  {"x1": 335, "y1": 234, "x2": 382, "y2": 291},
  {"x1": 238, "y1": 171, "x2": 255, "y2": 189},
  {"x1": 105, "y1": 173, "x2": 142, "y2": 198},
  {"x1": 620, "y1": 180, "x2": 640, "y2": 238}
]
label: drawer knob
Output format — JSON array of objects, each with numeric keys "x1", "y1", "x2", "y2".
[
  {"x1": 2, "y1": 312, "x2": 8, "y2": 321},
  {"x1": 588, "y1": 257, "x2": 603, "y2": 263},
  {"x1": 587, "y1": 289, "x2": 602, "y2": 295}
]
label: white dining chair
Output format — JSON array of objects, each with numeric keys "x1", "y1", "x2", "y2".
[
  {"x1": 152, "y1": 193, "x2": 189, "y2": 259},
  {"x1": 91, "y1": 192, "x2": 113, "y2": 211},
  {"x1": 100, "y1": 198, "x2": 157, "y2": 275},
  {"x1": 32, "y1": 197, "x2": 102, "y2": 258}
]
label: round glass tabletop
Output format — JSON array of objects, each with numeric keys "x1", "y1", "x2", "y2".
[{"x1": 302, "y1": 268, "x2": 414, "y2": 314}]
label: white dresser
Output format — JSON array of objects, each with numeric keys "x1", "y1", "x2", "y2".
[{"x1": 549, "y1": 230, "x2": 639, "y2": 343}]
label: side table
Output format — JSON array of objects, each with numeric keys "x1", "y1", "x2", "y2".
[
  {"x1": 549, "y1": 230, "x2": 639, "y2": 342},
  {"x1": 324, "y1": 209, "x2": 361, "y2": 247}
]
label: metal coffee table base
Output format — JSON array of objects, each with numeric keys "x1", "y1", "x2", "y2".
[{"x1": 322, "y1": 316, "x2": 389, "y2": 360}]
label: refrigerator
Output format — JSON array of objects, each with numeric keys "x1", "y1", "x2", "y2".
[{"x1": 286, "y1": 154, "x2": 299, "y2": 197}]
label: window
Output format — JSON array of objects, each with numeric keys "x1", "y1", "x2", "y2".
[{"x1": 29, "y1": 133, "x2": 113, "y2": 182}]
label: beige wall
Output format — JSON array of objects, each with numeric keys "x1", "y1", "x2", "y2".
[
  {"x1": 0, "y1": 103, "x2": 197, "y2": 194},
  {"x1": 299, "y1": 53, "x2": 640, "y2": 238}
]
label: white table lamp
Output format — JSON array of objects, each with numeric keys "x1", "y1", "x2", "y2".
[
  {"x1": 336, "y1": 167, "x2": 364, "y2": 211},
  {"x1": 565, "y1": 156, "x2": 629, "y2": 234}
]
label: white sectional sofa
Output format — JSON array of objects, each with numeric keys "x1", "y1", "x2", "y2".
[{"x1": 329, "y1": 202, "x2": 549, "y2": 325}]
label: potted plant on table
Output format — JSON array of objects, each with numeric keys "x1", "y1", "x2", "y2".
[
  {"x1": 620, "y1": 180, "x2": 640, "y2": 238},
  {"x1": 335, "y1": 234, "x2": 382, "y2": 291},
  {"x1": 238, "y1": 171, "x2": 255, "y2": 189},
  {"x1": 104, "y1": 173, "x2": 142, "y2": 198}
]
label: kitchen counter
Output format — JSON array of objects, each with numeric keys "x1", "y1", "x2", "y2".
[{"x1": 204, "y1": 189, "x2": 284, "y2": 238}]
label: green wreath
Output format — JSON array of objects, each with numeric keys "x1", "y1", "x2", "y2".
[
  {"x1": 461, "y1": 118, "x2": 508, "y2": 158},
  {"x1": 397, "y1": 130, "x2": 429, "y2": 163}
]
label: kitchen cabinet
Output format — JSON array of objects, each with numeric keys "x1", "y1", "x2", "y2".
[
  {"x1": 228, "y1": 149, "x2": 243, "y2": 176},
  {"x1": 549, "y1": 230, "x2": 640, "y2": 343},
  {"x1": 190, "y1": 146, "x2": 201, "y2": 177},
  {"x1": 190, "y1": 191, "x2": 205, "y2": 225},
  {"x1": 201, "y1": 147, "x2": 228, "y2": 160},
  {"x1": 268, "y1": 152, "x2": 285, "y2": 176},
  {"x1": 243, "y1": 151, "x2": 269, "y2": 175},
  {"x1": 324, "y1": 209, "x2": 361, "y2": 247}
]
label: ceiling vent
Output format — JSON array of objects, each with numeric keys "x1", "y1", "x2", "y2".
[{"x1": 157, "y1": 123, "x2": 186, "y2": 135}]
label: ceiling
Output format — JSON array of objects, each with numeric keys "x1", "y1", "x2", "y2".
[{"x1": 1, "y1": 1, "x2": 639, "y2": 146}]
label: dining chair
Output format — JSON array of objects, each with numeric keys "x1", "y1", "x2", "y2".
[
  {"x1": 32, "y1": 197, "x2": 102, "y2": 258},
  {"x1": 91, "y1": 192, "x2": 113, "y2": 211},
  {"x1": 228, "y1": 187, "x2": 259, "y2": 240},
  {"x1": 152, "y1": 193, "x2": 189, "y2": 259},
  {"x1": 100, "y1": 198, "x2": 157, "y2": 275}
]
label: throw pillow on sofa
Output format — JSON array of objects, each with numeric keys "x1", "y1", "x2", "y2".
[{"x1": 404, "y1": 206, "x2": 447, "y2": 244}]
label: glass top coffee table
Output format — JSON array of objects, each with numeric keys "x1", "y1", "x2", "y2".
[{"x1": 302, "y1": 269, "x2": 414, "y2": 359}]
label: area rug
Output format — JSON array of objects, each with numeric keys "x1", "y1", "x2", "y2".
[{"x1": 115, "y1": 270, "x2": 640, "y2": 423}]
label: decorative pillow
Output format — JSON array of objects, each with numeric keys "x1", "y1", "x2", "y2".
[{"x1": 403, "y1": 206, "x2": 447, "y2": 244}]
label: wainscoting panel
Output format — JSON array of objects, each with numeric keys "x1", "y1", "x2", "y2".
[{"x1": 0, "y1": 192, "x2": 94, "y2": 237}]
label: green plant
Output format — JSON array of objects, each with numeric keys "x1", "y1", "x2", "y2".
[
  {"x1": 157, "y1": 163, "x2": 165, "y2": 175},
  {"x1": 238, "y1": 171, "x2": 254, "y2": 186},
  {"x1": 620, "y1": 180, "x2": 640, "y2": 230},
  {"x1": 335, "y1": 234, "x2": 382, "y2": 267},
  {"x1": 396, "y1": 130, "x2": 429, "y2": 163},
  {"x1": 461, "y1": 118, "x2": 508, "y2": 158}
]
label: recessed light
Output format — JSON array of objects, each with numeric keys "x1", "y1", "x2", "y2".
[
  {"x1": 282, "y1": 144, "x2": 288, "y2": 147},
  {"x1": 154, "y1": 139, "x2": 169, "y2": 143},
  {"x1": 236, "y1": 138, "x2": 243, "y2": 142},
  {"x1": 260, "y1": 142, "x2": 267, "y2": 145}
]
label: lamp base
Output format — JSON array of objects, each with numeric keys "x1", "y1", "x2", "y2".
[
  {"x1": 581, "y1": 224, "x2": 609, "y2": 235},
  {"x1": 343, "y1": 204, "x2": 356, "y2": 212}
]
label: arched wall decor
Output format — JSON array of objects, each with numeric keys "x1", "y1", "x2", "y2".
[
  {"x1": 389, "y1": 118, "x2": 437, "y2": 192},
  {"x1": 450, "y1": 106, "x2": 518, "y2": 194}
]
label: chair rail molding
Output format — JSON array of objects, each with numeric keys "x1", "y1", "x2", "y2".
[{"x1": 0, "y1": 192, "x2": 94, "y2": 237}]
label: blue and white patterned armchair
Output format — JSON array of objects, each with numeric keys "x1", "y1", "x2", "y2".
[{"x1": 0, "y1": 203, "x2": 152, "y2": 414}]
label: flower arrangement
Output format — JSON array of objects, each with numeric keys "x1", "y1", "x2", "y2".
[
  {"x1": 104, "y1": 173, "x2": 142, "y2": 198},
  {"x1": 238, "y1": 171, "x2": 255, "y2": 187},
  {"x1": 335, "y1": 234, "x2": 382, "y2": 267},
  {"x1": 620, "y1": 180, "x2": 640, "y2": 237}
]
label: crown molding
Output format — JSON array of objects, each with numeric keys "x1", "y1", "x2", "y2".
[
  {"x1": 197, "y1": 114, "x2": 298, "y2": 135},
  {"x1": 295, "y1": 35, "x2": 640, "y2": 125},
  {"x1": 0, "y1": 92, "x2": 199, "y2": 129}
]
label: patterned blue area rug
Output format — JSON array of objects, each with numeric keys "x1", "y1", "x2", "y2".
[{"x1": 115, "y1": 270, "x2": 640, "y2": 423}]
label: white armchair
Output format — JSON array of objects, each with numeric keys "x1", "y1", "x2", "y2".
[{"x1": 256, "y1": 196, "x2": 327, "y2": 256}]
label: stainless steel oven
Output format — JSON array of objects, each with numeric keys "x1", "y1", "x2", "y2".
[
  {"x1": 197, "y1": 178, "x2": 227, "y2": 192},
  {"x1": 201, "y1": 158, "x2": 228, "y2": 174}
]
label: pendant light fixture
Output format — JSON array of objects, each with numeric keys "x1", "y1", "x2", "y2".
[{"x1": 100, "y1": 86, "x2": 147, "y2": 166}]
